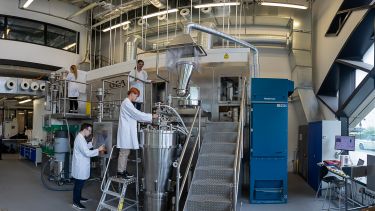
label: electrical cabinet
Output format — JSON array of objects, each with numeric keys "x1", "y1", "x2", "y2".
[
  {"x1": 307, "y1": 120, "x2": 341, "y2": 191},
  {"x1": 249, "y1": 78, "x2": 294, "y2": 204},
  {"x1": 19, "y1": 143, "x2": 42, "y2": 166}
]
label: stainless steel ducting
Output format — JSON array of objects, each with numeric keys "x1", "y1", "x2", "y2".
[
  {"x1": 197, "y1": 23, "x2": 216, "y2": 50},
  {"x1": 185, "y1": 22, "x2": 260, "y2": 77}
]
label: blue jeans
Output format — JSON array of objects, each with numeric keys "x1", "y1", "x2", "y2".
[{"x1": 73, "y1": 178, "x2": 86, "y2": 204}]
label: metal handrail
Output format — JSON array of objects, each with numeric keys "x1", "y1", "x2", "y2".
[
  {"x1": 175, "y1": 106, "x2": 201, "y2": 211},
  {"x1": 233, "y1": 78, "x2": 247, "y2": 210}
]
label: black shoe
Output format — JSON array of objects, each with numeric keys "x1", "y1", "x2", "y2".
[
  {"x1": 72, "y1": 203, "x2": 85, "y2": 210},
  {"x1": 124, "y1": 171, "x2": 134, "y2": 179},
  {"x1": 117, "y1": 171, "x2": 126, "y2": 178},
  {"x1": 80, "y1": 197, "x2": 89, "y2": 203}
]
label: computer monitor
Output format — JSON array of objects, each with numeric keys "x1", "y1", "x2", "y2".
[{"x1": 335, "y1": 136, "x2": 355, "y2": 151}]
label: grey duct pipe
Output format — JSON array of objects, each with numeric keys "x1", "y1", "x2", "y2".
[
  {"x1": 185, "y1": 23, "x2": 259, "y2": 77},
  {"x1": 124, "y1": 35, "x2": 154, "y2": 62}
]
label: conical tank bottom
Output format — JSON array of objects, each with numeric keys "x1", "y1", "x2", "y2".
[{"x1": 176, "y1": 61, "x2": 196, "y2": 97}]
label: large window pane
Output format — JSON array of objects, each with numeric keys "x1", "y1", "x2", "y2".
[
  {"x1": 47, "y1": 25, "x2": 77, "y2": 53},
  {"x1": 7, "y1": 17, "x2": 44, "y2": 45},
  {"x1": 350, "y1": 107, "x2": 375, "y2": 164},
  {"x1": 0, "y1": 16, "x2": 4, "y2": 39}
]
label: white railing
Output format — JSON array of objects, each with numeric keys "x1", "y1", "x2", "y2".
[{"x1": 233, "y1": 78, "x2": 247, "y2": 210}]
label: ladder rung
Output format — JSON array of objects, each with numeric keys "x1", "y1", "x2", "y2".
[
  {"x1": 105, "y1": 190, "x2": 121, "y2": 198},
  {"x1": 99, "y1": 202, "x2": 117, "y2": 211},
  {"x1": 110, "y1": 176, "x2": 136, "y2": 184}
]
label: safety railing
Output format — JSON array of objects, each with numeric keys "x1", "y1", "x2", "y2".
[
  {"x1": 174, "y1": 106, "x2": 201, "y2": 211},
  {"x1": 48, "y1": 79, "x2": 93, "y2": 118},
  {"x1": 95, "y1": 73, "x2": 154, "y2": 122},
  {"x1": 233, "y1": 78, "x2": 247, "y2": 210}
]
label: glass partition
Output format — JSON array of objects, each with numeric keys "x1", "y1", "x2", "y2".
[{"x1": 0, "y1": 15, "x2": 79, "y2": 53}]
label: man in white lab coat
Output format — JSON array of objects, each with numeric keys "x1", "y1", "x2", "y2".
[
  {"x1": 129, "y1": 59, "x2": 151, "y2": 110},
  {"x1": 72, "y1": 123, "x2": 105, "y2": 210},
  {"x1": 117, "y1": 87, "x2": 157, "y2": 178}
]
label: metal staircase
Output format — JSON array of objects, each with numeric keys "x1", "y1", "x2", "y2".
[{"x1": 184, "y1": 122, "x2": 238, "y2": 211}]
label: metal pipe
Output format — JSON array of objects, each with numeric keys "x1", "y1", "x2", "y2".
[{"x1": 185, "y1": 23, "x2": 259, "y2": 77}]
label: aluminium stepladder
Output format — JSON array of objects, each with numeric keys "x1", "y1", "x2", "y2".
[{"x1": 96, "y1": 146, "x2": 140, "y2": 211}]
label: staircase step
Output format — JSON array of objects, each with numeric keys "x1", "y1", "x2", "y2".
[
  {"x1": 193, "y1": 167, "x2": 233, "y2": 181},
  {"x1": 197, "y1": 154, "x2": 235, "y2": 168},
  {"x1": 200, "y1": 142, "x2": 236, "y2": 154},
  {"x1": 203, "y1": 132, "x2": 237, "y2": 143},
  {"x1": 190, "y1": 179, "x2": 233, "y2": 196},
  {"x1": 109, "y1": 176, "x2": 136, "y2": 184},
  {"x1": 206, "y1": 122, "x2": 238, "y2": 132},
  {"x1": 185, "y1": 194, "x2": 232, "y2": 211}
]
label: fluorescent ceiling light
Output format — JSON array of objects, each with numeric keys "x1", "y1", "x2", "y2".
[
  {"x1": 141, "y1": 8, "x2": 178, "y2": 20},
  {"x1": 63, "y1": 43, "x2": 77, "y2": 50},
  {"x1": 260, "y1": 2, "x2": 308, "y2": 10},
  {"x1": 102, "y1": 21, "x2": 131, "y2": 32},
  {"x1": 18, "y1": 112, "x2": 25, "y2": 115},
  {"x1": 23, "y1": 0, "x2": 34, "y2": 8},
  {"x1": 67, "y1": 2, "x2": 98, "y2": 19},
  {"x1": 19, "y1": 99, "x2": 32, "y2": 104},
  {"x1": 194, "y1": 2, "x2": 240, "y2": 8}
]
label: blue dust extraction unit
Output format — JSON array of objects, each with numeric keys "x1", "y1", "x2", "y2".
[{"x1": 249, "y1": 78, "x2": 294, "y2": 204}]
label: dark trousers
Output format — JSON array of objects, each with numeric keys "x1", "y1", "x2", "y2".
[
  {"x1": 73, "y1": 178, "x2": 85, "y2": 204},
  {"x1": 69, "y1": 97, "x2": 78, "y2": 112},
  {"x1": 133, "y1": 102, "x2": 142, "y2": 111}
]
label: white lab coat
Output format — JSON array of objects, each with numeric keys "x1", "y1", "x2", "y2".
[
  {"x1": 117, "y1": 98, "x2": 152, "y2": 149},
  {"x1": 129, "y1": 69, "x2": 149, "y2": 103},
  {"x1": 71, "y1": 133, "x2": 99, "y2": 180},
  {"x1": 66, "y1": 73, "x2": 79, "y2": 97}
]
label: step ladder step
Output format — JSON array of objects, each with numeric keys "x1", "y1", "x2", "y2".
[
  {"x1": 105, "y1": 190, "x2": 121, "y2": 198},
  {"x1": 202, "y1": 132, "x2": 237, "y2": 143},
  {"x1": 109, "y1": 176, "x2": 136, "y2": 184},
  {"x1": 99, "y1": 202, "x2": 118, "y2": 211},
  {"x1": 206, "y1": 122, "x2": 238, "y2": 132}
]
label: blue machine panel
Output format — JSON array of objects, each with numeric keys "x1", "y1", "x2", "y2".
[
  {"x1": 251, "y1": 103, "x2": 288, "y2": 157},
  {"x1": 249, "y1": 78, "x2": 293, "y2": 204},
  {"x1": 307, "y1": 122, "x2": 323, "y2": 191},
  {"x1": 250, "y1": 158, "x2": 288, "y2": 203}
]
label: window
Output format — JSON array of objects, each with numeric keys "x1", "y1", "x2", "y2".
[
  {"x1": 7, "y1": 17, "x2": 45, "y2": 45},
  {"x1": 0, "y1": 16, "x2": 4, "y2": 39},
  {"x1": 47, "y1": 25, "x2": 77, "y2": 53},
  {"x1": 355, "y1": 44, "x2": 374, "y2": 87},
  {"x1": 0, "y1": 15, "x2": 79, "y2": 53}
]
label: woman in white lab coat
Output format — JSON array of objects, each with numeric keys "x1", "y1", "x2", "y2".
[
  {"x1": 66, "y1": 65, "x2": 79, "y2": 113},
  {"x1": 117, "y1": 87, "x2": 157, "y2": 178},
  {"x1": 71, "y1": 123, "x2": 105, "y2": 209}
]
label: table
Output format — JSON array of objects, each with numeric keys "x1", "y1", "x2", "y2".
[
  {"x1": 318, "y1": 163, "x2": 368, "y2": 211},
  {"x1": 19, "y1": 143, "x2": 42, "y2": 166},
  {"x1": 2, "y1": 139, "x2": 28, "y2": 152}
]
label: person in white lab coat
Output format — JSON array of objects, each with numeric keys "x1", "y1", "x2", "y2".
[
  {"x1": 71, "y1": 123, "x2": 105, "y2": 210},
  {"x1": 117, "y1": 87, "x2": 157, "y2": 178},
  {"x1": 66, "y1": 65, "x2": 79, "y2": 113},
  {"x1": 129, "y1": 60, "x2": 151, "y2": 110}
]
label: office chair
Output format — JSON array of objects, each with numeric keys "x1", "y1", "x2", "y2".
[{"x1": 315, "y1": 165, "x2": 345, "y2": 210}]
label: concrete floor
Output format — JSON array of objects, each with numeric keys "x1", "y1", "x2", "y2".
[{"x1": 0, "y1": 154, "x2": 323, "y2": 211}]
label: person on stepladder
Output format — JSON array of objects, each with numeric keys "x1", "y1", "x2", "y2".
[
  {"x1": 72, "y1": 123, "x2": 106, "y2": 210},
  {"x1": 117, "y1": 87, "x2": 158, "y2": 179},
  {"x1": 66, "y1": 65, "x2": 80, "y2": 113},
  {"x1": 129, "y1": 60, "x2": 151, "y2": 111}
]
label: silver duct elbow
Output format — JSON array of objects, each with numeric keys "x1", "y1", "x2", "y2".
[{"x1": 184, "y1": 22, "x2": 260, "y2": 77}]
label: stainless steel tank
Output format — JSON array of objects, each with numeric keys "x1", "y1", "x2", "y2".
[{"x1": 140, "y1": 128, "x2": 177, "y2": 211}]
